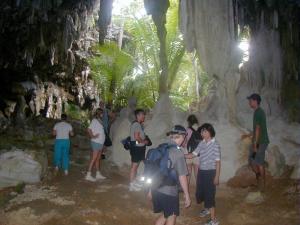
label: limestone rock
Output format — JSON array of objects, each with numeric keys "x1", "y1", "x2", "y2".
[
  {"x1": 0, "y1": 111, "x2": 9, "y2": 133},
  {"x1": 227, "y1": 165, "x2": 256, "y2": 188},
  {"x1": 110, "y1": 118, "x2": 131, "y2": 167},
  {"x1": 245, "y1": 191, "x2": 264, "y2": 204},
  {"x1": 290, "y1": 160, "x2": 300, "y2": 180},
  {"x1": 23, "y1": 130, "x2": 34, "y2": 141},
  {"x1": 0, "y1": 149, "x2": 45, "y2": 189},
  {"x1": 266, "y1": 145, "x2": 286, "y2": 177}
]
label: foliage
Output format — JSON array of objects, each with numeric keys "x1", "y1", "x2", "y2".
[
  {"x1": 88, "y1": 0, "x2": 213, "y2": 111},
  {"x1": 88, "y1": 42, "x2": 134, "y2": 107},
  {"x1": 65, "y1": 102, "x2": 89, "y2": 127},
  {"x1": 116, "y1": 0, "x2": 201, "y2": 110}
]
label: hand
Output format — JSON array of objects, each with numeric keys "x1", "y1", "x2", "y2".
[
  {"x1": 184, "y1": 194, "x2": 191, "y2": 208},
  {"x1": 93, "y1": 133, "x2": 99, "y2": 138},
  {"x1": 241, "y1": 134, "x2": 250, "y2": 140},
  {"x1": 147, "y1": 191, "x2": 152, "y2": 201},
  {"x1": 214, "y1": 176, "x2": 219, "y2": 185},
  {"x1": 185, "y1": 153, "x2": 194, "y2": 159},
  {"x1": 144, "y1": 139, "x2": 149, "y2": 145}
]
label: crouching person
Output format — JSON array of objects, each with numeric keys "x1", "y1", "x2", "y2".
[
  {"x1": 187, "y1": 123, "x2": 221, "y2": 225},
  {"x1": 147, "y1": 125, "x2": 191, "y2": 225}
]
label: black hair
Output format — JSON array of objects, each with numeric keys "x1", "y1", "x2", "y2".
[
  {"x1": 134, "y1": 109, "x2": 145, "y2": 117},
  {"x1": 200, "y1": 123, "x2": 216, "y2": 137},
  {"x1": 61, "y1": 114, "x2": 67, "y2": 120},
  {"x1": 187, "y1": 114, "x2": 198, "y2": 127}
]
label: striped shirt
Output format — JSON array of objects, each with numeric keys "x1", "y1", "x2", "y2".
[{"x1": 193, "y1": 138, "x2": 221, "y2": 170}]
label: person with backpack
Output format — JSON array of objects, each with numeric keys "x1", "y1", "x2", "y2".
[
  {"x1": 186, "y1": 123, "x2": 221, "y2": 225},
  {"x1": 147, "y1": 125, "x2": 191, "y2": 225},
  {"x1": 85, "y1": 108, "x2": 106, "y2": 182},
  {"x1": 183, "y1": 114, "x2": 201, "y2": 186},
  {"x1": 52, "y1": 114, "x2": 74, "y2": 176},
  {"x1": 129, "y1": 109, "x2": 149, "y2": 191}
]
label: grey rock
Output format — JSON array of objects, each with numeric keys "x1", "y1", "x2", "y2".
[{"x1": 266, "y1": 145, "x2": 286, "y2": 177}]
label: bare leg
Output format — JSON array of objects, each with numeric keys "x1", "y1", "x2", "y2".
[
  {"x1": 187, "y1": 163, "x2": 192, "y2": 187},
  {"x1": 193, "y1": 163, "x2": 199, "y2": 184},
  {"x1": 95, "y1": 149, "x2": 103, "y2": 171},
  {"x1": 166, "y1": 215, "x2": 176, "y2": 225},
  {"x1": 88, "y1": 151, "x2": 99, "y2": 172},
  {"x1": 130, "y1": 162, "x2": 139, "y2": 182},
  {"x1": 210, "y1": 207, "x2": 216, "y2": 221},
  {"x1": 258, "y1": 165, "x2": 265, "y2": 191},
  {"x1": 155, "y1": 214, "x2": 166, "y2": 225}
]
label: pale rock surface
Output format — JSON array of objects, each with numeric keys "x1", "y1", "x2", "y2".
[
  {"x1": 0, "y1": 149, "x2": 47, "y2": 189},
  {"x1": 227, "y1": 165, "x2": 256, "y2": 188},
  {"x1": 266, "y1": 145, "x2": 286, "y2": 177},
  {"x1": 245, "y1": 191, "x2": 264, "y2": 204},
  {"x1": 110, "y1": 118, "x2": 132, "y2": 167},
  {"x1": 290, "y1": 160, "x2": 300, "y2": 180}
]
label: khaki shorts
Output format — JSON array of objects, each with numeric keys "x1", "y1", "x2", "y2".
[{"x1": 183, "y1": 148, "x2": 199, "y2": 165}]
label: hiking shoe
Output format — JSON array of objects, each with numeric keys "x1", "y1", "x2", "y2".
[
  {"x1": 96, "y1": 172, "x2": 106, "y2": 180},
  {"x1": 85, "y1": 174, "x2": 96, "y2": 182},
  {"x1": 129, "y1": 182, "x2": 142, "y2": 192},
  {"x1": 199, "y1": 209, "x2": 210, "y2": 217},
  {"x1": 204, "y1": 219, "x2": 219, "y2": 225}
]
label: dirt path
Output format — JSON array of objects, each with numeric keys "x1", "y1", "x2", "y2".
[{"x1": 1, "y1": 150, "x2": 299, "y2": 225}]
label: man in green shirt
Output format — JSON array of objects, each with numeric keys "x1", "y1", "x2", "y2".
[{"x1": 242, "y1": 93, "x2": 269, "y2": 190}]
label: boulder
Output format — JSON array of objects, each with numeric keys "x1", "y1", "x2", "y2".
[
  {"x1": 227, "y1": 165, "x2": 256, "y2": 188},
  {"x1": 290, "y1": 160, "x2": 300, "y2": 180},
  {"x1": 265, "y1": 145, "x2": 286, "y2": 177},
  {"x1": 0, "y1": 149, "x2": 47, "y2": 189},
  {"x1": 0, "y1": 111, "x2": 9, "y2": 133},
  {"x1": 245, "y1": 191, "x2": 264, "y2": 204},
  {"x1": 110, "y1": 118, "x2": 131, "y2": 167},
  {"x1": 23, "y1": 130, "x2": 34, "y2": 141}
]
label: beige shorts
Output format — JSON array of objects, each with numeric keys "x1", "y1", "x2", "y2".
[{"x1": 183, "y1": 148, "x2": 199, "y2": 165}]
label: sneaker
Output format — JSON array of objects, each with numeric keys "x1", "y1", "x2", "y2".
[
  {"x1": 64, "y1": 170, "x2": 69, "y2": 176},
  {"x1": 129, "y1": 182, "x2": 142, "y2": 192},
  {"x1": 85, "y1": 173, "x2": 96, "y2": 182},
  {"x1": 199, "y1": 209, "x2": 210, "y2": 217},
  {"x1": 96, "y1": 172, "x2": 106, "y2": 180},
  {"x1": 132, "y1": 180, "x2": 143, "y2": 188},
  {"x1": 204, "y1": 219, "x2": 219, "y2": 225}
]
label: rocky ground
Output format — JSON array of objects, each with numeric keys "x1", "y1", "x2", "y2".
[{"x1": 0, "y1": 143, "x2": 299, "y2": 225}]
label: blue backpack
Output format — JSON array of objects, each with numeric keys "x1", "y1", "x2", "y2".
[{"x1": 142, "y1": 143, "x2": 179, "y2": 190}]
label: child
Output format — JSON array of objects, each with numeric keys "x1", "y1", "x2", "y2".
[
  {"x1": 148, "y1": 125, "x2": 191, "y2": 225},
  {"x1": 187, "y1": 123, "x2": 221, "y2": 225}
]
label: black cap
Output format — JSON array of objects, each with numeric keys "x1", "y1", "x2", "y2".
[
  {"x1": 247, "y1": 93, "x2": 261, "y2": 104},
  {"x1": 166, "y1": 125, "x2": 187, "y2": 136}
]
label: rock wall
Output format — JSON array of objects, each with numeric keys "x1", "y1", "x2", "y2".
[
  {"x1": 179, "y1": 0, "x2": 300, "y2": 180},
  {"x1": 0, "y1": 0, "x2": 101, "y2": 121}
]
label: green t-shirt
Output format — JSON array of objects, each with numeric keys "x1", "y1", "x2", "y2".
[{"x1": 253, "y1": 107, "x2": 269, "y2": 144}]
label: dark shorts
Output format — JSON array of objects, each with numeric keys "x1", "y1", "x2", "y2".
[
  {"x1": 196, "y1": 169, "x2": 216, "y2": 209},
  {"x1": 152, "y1": 190, "x2": 179, "y2": 218},
  {"x1": 249, "y1": 143, "x2": 268, "y2": 166},
  {"x1": 130, "y1": 145, "x2": 146, "y2": 163}
]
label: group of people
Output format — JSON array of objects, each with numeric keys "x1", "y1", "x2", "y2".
[
  {"x1": 128, "y1": 109, "x2": 220, "y2": 225},
  {"x1": 52, "y1": 93, "x2": 269, "y2": 225},
  {"x1": 52, "y1": 101, "x2": 112, "y2": 181}
]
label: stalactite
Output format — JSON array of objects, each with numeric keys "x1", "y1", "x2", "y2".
[{"x1": 49, "y1": 44, "x2": 56, "y2": 65}]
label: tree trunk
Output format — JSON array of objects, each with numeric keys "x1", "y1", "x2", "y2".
[
  {"x1": 98, "y1": 0, "x2": 113, "y2": 45},
  {"x1": 144, "y1": 0, "x2": 170, "y2": 96}
]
